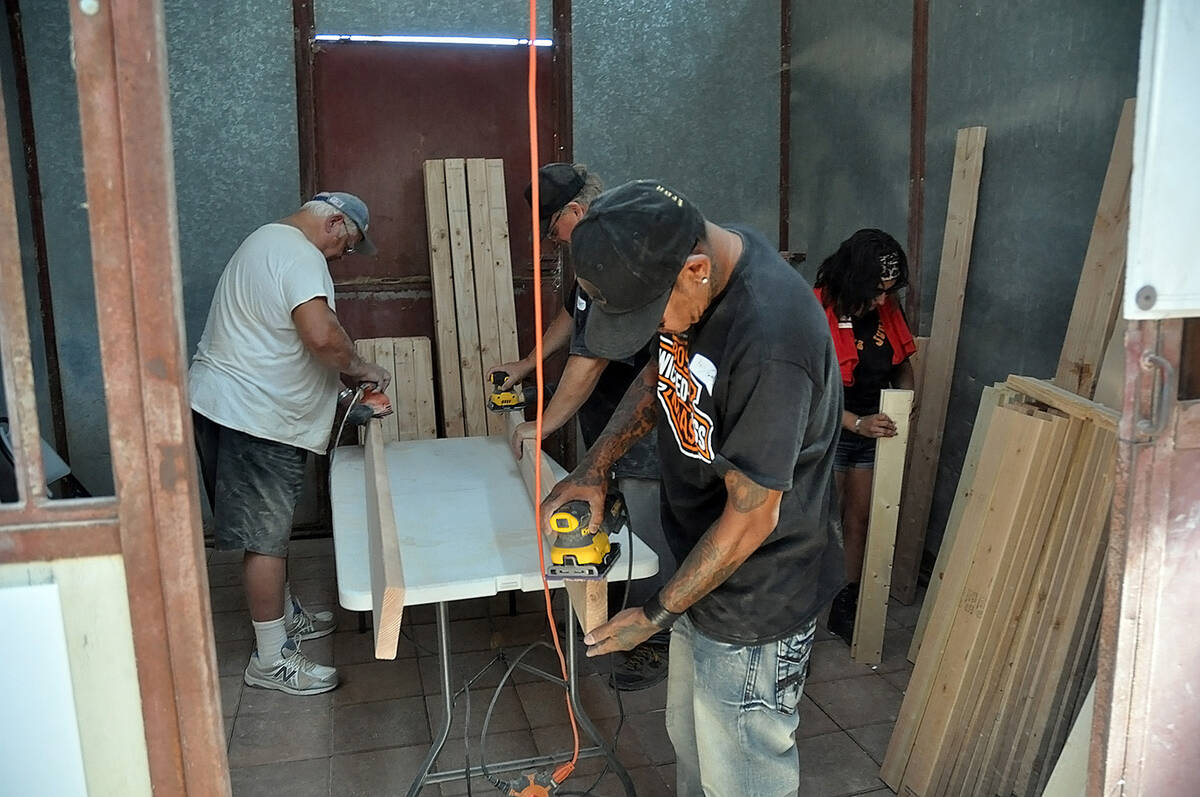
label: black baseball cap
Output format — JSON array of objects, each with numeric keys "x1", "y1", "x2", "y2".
[
  {"x1": 571, "y1": 180, "x2": 705, "y2": 360},
  {"x1": 524, "y1": 163, "x2": 586, "y2": 236}
]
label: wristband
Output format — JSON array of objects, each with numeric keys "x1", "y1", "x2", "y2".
[
  {"x1": 854, "y1": 416, "x2": 863, "y2": 433},
  {"x1": 641, "y1": 591, "x2": 682, "y2": 630}
]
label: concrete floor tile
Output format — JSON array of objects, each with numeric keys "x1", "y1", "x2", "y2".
[
  {"x1": 217, "y1": 638, "x2": 253, "y2": 677},
  {"x1": 289, "y1": 576, "x2": 337, "y2": 607},
  {"x1": 881, "y1": 665, "x2": 912, "y2": 693},
  {"x1": 847, "y1": 722, "x2": 895, "y2": 766},
  {"x1": 220, "y1": 674, "x2": 243, "y2": 719},
  {"x1": 807, "y1": 638, "x2": 880, "y2": 683},
  {"x1": 334, "y1": 628, "x2": 419, "y2": 665},
  {"x1": 655, "y1": 763, "x2": 676, "y2": 793},
  {"x1": 333, "y1": 658, "x2": 423, "y2": 705},
  {"x1": 798, "y1": 694, "x2": 840, "y2": 739},
  {"x1": 435, "y1": 729, "x2": 540, "y2": 795},
  {"x1": 417, "y1": 648, "x2": 516, "y2": 694},
  {"x1": 211, "y1": 585, "x2": 247, "y2": 613},
  {"x1": 329, "y1": 745, "x2": 429, "y2": 797},
  {"x1": 332, "y1": 696, "x2": 431, "y2": 754},
  {"x1": 290, "y1": 537, "x2": 334, "y2": 558},
  {"x1": 426, "y1": 685, "x2": 529, "y2": 740},
  {"x1": 877, "y1": 624, "x2": 917, "y2": 675},
  {"x1": 517, "y1": 674, "x2": 620, "y2": 728},
  {"x1": 624, "y1": 712, "x2": 675, "y2": 766},
  {"x1": 806, "y1": 675, "x2": 904, "y2": 729},
  {"x1": 239, "y1": 684, "x2": 333, "y2": 716},
  {"x1": 289, "y1": 556, "x2": 336, "y2": 581},
  {"x1": 797, "y1": 730, "x2": 887, "y2": 797},
  {"x1": 230, "y1": 756, "x2": 329, "y2": 797},
  {"x1": 208, "y1": 562, "x2": 242, "y2": 587},
  {"x1": 532, "y1": 717, "x2": 652, "y2": 771},
  {"x1": 888, "y1": 589, "x2": 926, "y2": 628},
  {"x1": 213, "y1": 610, "x2": 253, "y2": 643},
  {"x1": 612, "y1": 676, "x2": 668, "y2": 715},
  {"x1": 228, "y1": 707, "x2": 332, "y2": 768},
  {"x1": 585, "y1": 764, "x2": 670, "y2": 796},
  {"x1": 413, "y1": 618, "x2": 497, "y2": 654}
]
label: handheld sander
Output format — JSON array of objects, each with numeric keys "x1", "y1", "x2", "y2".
[
  {"x1": 339, "y1": 385, "x2": 393, "y2": 425},
  {"x1": 546, "y1": 491, "x2": 626, "y2": 579}
]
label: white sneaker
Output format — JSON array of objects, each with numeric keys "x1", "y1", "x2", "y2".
[
  {"x1": 285, "y1": 596, "x2": 337, "y2": 641},
  {"x1": 244, "y1": 639, "x2": 338, "y2": 695}
]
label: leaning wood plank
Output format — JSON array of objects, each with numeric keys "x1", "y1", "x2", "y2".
[
  {"x1": 1053, "y1": 99, "x2": 1135, "y2": 398},
  {"x1": 486, "y1": 159, "x2": 521, "y2": 363},
  {"x1": 508, "y1": 412, "x2": 607, "y2": 633},
  {"x1": 424, "y1": 159, "x2": 466, "y2": 437},
  {"x1": 466, "y1": 158, "x2": 506, "y2": 437},
  {"x1": 908, "y1": 384, "x2": 1016, "y2": 662},
  {"x1": 1006, "y1": 374, "x2": 1119, "y2": 431},
  {"x1": 364, "y1": 420, "x2": 405, "y2": 660},
  {"x1": 372, "y1": 338, "x2": 401, "y2": 443},
  {"x1": 391, "y1": 338, "x2": 419, "y2": 441},
  {"x1": 881, "y1": 405, "x2": 1013, "y2": 789},
  {"x1": 444, "y1": 158, "x2": 489, "y2": 437},
  {"x1": 892, "y1": 126, "x2": 987, "y2": 604},
  {"x1": 852, "y1": 389, "x2": 913, "y2": 665},
  {"x1": 899, "y1": 409, "x2": 1053, "y2": 796},
  {"x1": 410, "y1": 337, "x2": 439, "y2": 440}
]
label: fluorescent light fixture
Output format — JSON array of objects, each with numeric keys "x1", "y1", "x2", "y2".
[{"x1": 315, "y1": 34, "x2": 553, "y2": 47}]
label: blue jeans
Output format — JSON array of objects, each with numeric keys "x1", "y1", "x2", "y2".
[{"x1": 666, "y1": 613, "x2": 816, "y2": 796}]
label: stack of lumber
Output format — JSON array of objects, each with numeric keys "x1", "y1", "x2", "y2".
[
  {"x1": 882, "y1": 376, "x2": 1118, "y2": 797},
  {"x1": 422, "y1": 157, "x2": 520, "y2": 438}
]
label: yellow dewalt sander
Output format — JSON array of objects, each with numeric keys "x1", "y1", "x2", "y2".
[{"x1": 546, "y1": 491, "x2": 625, "y2": 579}]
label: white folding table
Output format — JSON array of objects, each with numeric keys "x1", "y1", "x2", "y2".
[{"x1": 330, "y1": 435, "x2": 658, "y2": 795}]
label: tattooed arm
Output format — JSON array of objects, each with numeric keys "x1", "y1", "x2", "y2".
[
  {"x1": 582, "y1": 468, "x2": 784, "y2": 656},
  {"x1": 539, "y1": 358, "x2": 658, "y2": 533}
]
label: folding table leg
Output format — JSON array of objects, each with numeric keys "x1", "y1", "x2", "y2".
[{"x1": 408, "y1": 601, "x2": 452, "y2": 797}]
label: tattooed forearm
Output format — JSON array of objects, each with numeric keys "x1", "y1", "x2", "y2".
[
  {"x1": 727, "y1": 470, "x2": 770, "y2": 512},
  {"x1": 578, "y1": 359, "x2": 657, "y2": 476},
  {"x1": 657, "y1": 469, "x2": 782, "y2": 613}
]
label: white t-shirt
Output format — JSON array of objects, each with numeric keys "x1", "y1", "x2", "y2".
[{"x1": 189, "y1": 223, "x2": 342, "y2": 453}]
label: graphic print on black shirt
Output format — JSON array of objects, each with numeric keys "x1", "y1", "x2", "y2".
[
  {"x1": 843, "y1": 309, "x2": 894, "y2": 418},
  {"x1": 656, "y1": 335, "x2": 715, "y2": 463}
]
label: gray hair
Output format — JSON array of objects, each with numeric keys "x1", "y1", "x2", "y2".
[
  {"x1": 570, "y1": 164, "x2": 604, "y2": 208},
  {"x1": 301, "y1": 199, "x2": 360, "y2": 240}
]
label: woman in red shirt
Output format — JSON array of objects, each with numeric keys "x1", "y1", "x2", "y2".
[{"x1": 814, "y1": 229, "x2": 917, "y2": 643}]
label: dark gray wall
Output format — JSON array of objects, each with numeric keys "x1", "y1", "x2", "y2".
[
  {"x1": 789, "y1": 2, "x2": 912, "y2": 275},
  {"x1": 316, "y1": 1, "x2": 552, "y2": 37},
  {"x1": 920, "y1": 0, "x2": 1141, "y2": 551},
  {"x1": 574, "y1": 0, "x2": 780, "y2": 234}
]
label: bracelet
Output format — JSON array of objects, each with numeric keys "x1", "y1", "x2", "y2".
[
  {"x1": 642, "y1": 591, "x2": 682, "y2": 630},
  {"x1": 854, "y1": 416, "x2": 863, "y2": 433}
]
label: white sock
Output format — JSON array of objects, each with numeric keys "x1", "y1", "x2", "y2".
[
  {"x1": 252, "y1": 616, "x2": 288, "y2": 663},
  {"x1": 283, "y1": 582, "x2": 298, "y2": 622}
]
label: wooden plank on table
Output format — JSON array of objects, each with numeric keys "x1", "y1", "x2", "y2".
[
  {"x1": 939, "y1": 412, "x2": 1075, "y2": 796},
  {"x1": 424, "y1": 159, "x2": 465, "y2": 437},
  {"x1": 892, "y1": 126, "x2": 987, "y2": 604},
  {"x1": 881, "y1": 404, "x2": 1014, "y2": 790},
  {"x1": 411, "y1": 337, "x2": 438, "y2": 440},
  {"x1": 1006, "y1": 374, "x2": 1119, "y2": 431},
  {"x1": 899, "y1": 409, "x2": 1055, "y2": 796},
  {"x1": 486, "y1": 159, "x2": 521, "y2": 363},
  {"x1": 1053, "y1": 99, "x2": 1135, "y2": 399},
  {"x1": 466, "y1": 158, "x2": 506, "y2": 437},
  {"x1": 364, "y1": 420, "x2": 405, "y2": 659},
  {"x1": 508, "y1": 412, "x2": 607, "y2": 633},
  {"x1": 907, "y1": 384, "x2": 1019, "y2": 662},
  {"x1": 852, "y1": 389, "x2": 914, "y2": 665},
  {"x1": 444, "y1": 158, "x2": 488, "y2": 437}
]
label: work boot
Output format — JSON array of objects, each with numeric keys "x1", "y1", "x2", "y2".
[
  {"x1": 244, "y1": 639, "x2": 338, "y2": 696},
  {"x1": 826, "y1": 582, "x2": 859, "y2": 645},
  {"x1": 609, "y1": 632, "x2": 669, "y2": 691},
  {"x1": 285, "y1": 595, "x2": 337, "y2": 642}
]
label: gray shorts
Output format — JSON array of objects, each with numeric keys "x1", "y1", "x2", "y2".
[{"x1": 193, "y1": 411, "x2": 307, "y2": 558}]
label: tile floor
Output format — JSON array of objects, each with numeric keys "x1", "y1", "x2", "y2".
[{"x1": 210, "y1": 538, "x2": 924, "y2": 797}]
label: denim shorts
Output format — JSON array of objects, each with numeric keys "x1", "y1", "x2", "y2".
[
  {"x1": 834, "y1": 430, "x2": 876, "y2": 472},
  {"x1": 192, "y1": 411, "x2": 307, "y2": 558}
]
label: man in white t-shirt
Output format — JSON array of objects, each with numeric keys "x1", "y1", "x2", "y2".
[{"x1": 189, "y1": 192, "x2": 390, "y2": 695}]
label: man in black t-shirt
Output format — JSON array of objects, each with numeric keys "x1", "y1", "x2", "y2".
[{"x1": 541, "y1": 180, "x2": 844, "y2": 795}]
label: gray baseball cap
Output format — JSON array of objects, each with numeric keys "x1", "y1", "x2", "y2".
[{"x1": 313, "y1": 191, "x2": 378, "y2": 256}]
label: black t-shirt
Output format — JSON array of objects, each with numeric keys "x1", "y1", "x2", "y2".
[
  {"x1": 654, "y1": 225, "x2": 845, "y2": 644},
  {"x1": 843, "y1": 309, "x2": 895, "y2": 417},
  {"x1": 566, "y1": 281, "x2": 658, "y2": 480}
]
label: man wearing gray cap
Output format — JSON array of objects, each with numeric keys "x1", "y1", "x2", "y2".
[
  {"x1": 540, "y1": 180, "x2": 844, "y2": 793},
  {"x1": 189, "y1": 192, "x2": 389, "y2": 695}
]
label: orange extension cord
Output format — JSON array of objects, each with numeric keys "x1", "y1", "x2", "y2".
[{"x1": 527, "y1": 0, "x2": 582, "y2": 788}]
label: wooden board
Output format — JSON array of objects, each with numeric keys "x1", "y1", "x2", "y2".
[
  {"x1": 1053, "y1": 98, "x2": 1135, "y2": 398},
  {"x1": 1006, "y1": 374, "x2": 1120, "y2": 431},
  {"x1": 364, "y1": 420, "x2": 405, "y2": 659},
  {"x1": 423, "y1": 160, "x2": 465, "y2": 437},
  {"x1": 354, "y1": 337, "x2": 438, "y2": 443},
  {"x1": 892, "y1": 126, "x2": 987, "y2": 604},
  {"x1": 907, "y1": 384, "x2": 1018, "y2": 662},
  {"x1": 486, "y1": 159, "x2": 521, "y2": 364},
  {"x1": 466, "y1": 158, "x2": 505, "y2": 437},
  {"x1": 443, "y1": 158, "x2": 488, "y2": 437},
  {"x1": 852, "y1": 389, "x2": 913, "y2": 665}
]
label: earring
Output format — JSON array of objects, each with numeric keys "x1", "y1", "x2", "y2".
[{"x1": 701, "y1": 277, "x2": 709, "y2": 284}]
